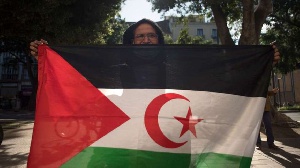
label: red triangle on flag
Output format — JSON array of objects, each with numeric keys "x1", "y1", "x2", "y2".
[{"x1": 27, "y1": 45, "x2": 130, "y2": 167}]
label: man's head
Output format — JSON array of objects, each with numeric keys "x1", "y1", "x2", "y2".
[{"x1": 123, "y1": 19, "x2": 165, "y2": 45}]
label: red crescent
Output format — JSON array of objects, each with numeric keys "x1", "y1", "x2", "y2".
[{"x1": 145, "y1": 93, "x2": 189, "y2": 148}]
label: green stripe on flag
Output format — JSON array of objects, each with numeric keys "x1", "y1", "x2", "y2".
[
  {"x1": 196, "y1": 153, "x2": 252, "y2": 168},
  {"x1": 62, "y1": 147, "x2": 252, "y2": 168}
]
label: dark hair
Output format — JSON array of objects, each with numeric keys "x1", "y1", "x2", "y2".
[{"x1": 122, "y1": 18, "x2": 165, "y2": 45}]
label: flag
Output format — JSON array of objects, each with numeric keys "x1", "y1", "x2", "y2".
[{"x1": 28, "y1": 45, "x2": 274, "y2": 168}]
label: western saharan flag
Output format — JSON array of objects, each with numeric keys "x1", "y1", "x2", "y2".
[{"x1": 28, "y1": 45, "x2": 273, "y2": 168}]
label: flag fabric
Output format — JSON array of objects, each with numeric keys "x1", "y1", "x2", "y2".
[{"x1": 28, "y1": 45, "x2": 274, "y2": 168}]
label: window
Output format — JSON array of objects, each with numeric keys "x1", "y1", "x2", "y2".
[
  {"x1": 211, "y1": 29, "x2": 218, "y2": 38},
  {"x1": 197, "y1": 29, "x2": 203, "y2": 36}
]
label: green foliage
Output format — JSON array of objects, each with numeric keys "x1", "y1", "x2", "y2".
[
  {"x1": 105, "y1": 16, "x2": 129, "y2": 44},
  {"x1": 191, "y1": 36, "x2": 213, "y2": 45},
  {"x1": 148, "y1": 0, "x2": 242, "y2": 27},
  {"x1": 148, "y1": 0, "x2": 241, "y2": 21},
  {"x1": 0, "y1": 0, "x2": 124, "y2": 45},
  {"x1": 261, "y1": 0, "x2": 300, "y2": 74},
  {"x1": 164, "y1": 34, "x2": 174, "y2": 44},
  {"x1": 278, "y1": 104, "x2": 300, "y2": 111},
  {"x1": 0, "y1": 0, "x2": 125, "y2": 110},
  {"x1": 148, "y1": 0, "x2": 273, "y2": 45},
  {"x1": 176, "y1": 27, "x2": 192, "y2": 44}
]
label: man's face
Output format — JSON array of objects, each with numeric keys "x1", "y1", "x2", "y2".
[{"x1": 133, "y1": 23, "x2": 159, "y2": 44}]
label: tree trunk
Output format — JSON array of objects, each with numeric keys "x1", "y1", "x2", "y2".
[
  {"x1": 254, "y1": 0, "x2": 274, "y2": 44},
  {"x1": 239, "y1": 0, "x2": 273, "y2": 45},
  {"x1": 239, "y1": 0, "x2": 256, "y2": 45},
  {"x1": 210, "y1": 5, "x2": 235, "y2": 45}
]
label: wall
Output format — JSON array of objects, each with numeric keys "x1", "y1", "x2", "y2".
[{"x1": 273, "y1": 69, "x2": 300, "y2": 105}]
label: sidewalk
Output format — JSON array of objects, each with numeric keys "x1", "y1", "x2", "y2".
[
  {"x1": 251, "y1": 111, "x2": 300, "y2": 167},
  {"x1": 1, "y1": 110, "x2": 300, "y2": 168},
  {"x1": 251, "y1": 137, "x2": 300, "y2": 167}
]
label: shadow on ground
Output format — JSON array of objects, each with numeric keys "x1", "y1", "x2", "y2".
[
  {"x1": 0, "y1": 145, "x2": 29, "y2": 167},
  {"x1": 258, "y1": 112, "x2": 300, "y2": 168},
  {"x1": 0, "y1": 122, "x2": 33, "y2": 168},
  {"x1": 257, "y1": 139, "x2": 300, "y2": 168}
]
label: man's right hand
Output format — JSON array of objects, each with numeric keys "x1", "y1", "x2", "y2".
[
  {"x1": 29, "y1": 39, "x2": 48, "y2": 60},
  {"x1": 272, "y1": 88, "x2": 279, "y2": 94}
]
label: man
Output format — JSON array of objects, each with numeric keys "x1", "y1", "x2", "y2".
[{"x1": 122, "y1": 18, "x2": 164, "y2": 45}]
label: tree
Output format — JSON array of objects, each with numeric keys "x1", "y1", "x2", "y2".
[
  {"x1": 0, "y1": 0, "x2": 124, "y2": 110},
  {"x1": 0, "y1": 0, "x2": 124, "y2": 45},
  {"x1": 261, "y1": 0, "x2": 300, "y2": 74},
  {"x1": 105, "y1": 16, "x2": 129, "y2": 44},
  {"x1": 148, "y1": 0, "x2": 274, "y2": 45},
  {"x1": 191, "y1": 36, "x2": 213, "y2": 45},
  {"x1": 176, "y1": 27, "x2": 192, "y2": 44},
  {"x1": 164, "y1": 34, "x2": 175, "y2": 44}
]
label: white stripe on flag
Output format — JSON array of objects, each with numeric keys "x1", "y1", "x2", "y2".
[{"x1": 92, "y1": 89, "x2": 265, "y2": 157}]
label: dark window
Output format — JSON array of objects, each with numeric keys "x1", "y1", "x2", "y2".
[
  {"x1": 197, "y1": 29, "x2": 203, "y2": 36},
  {"x1": 211, "y1": 29, "x2": 218, "y2": 38}
]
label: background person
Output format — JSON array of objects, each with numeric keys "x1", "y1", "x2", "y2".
[{"x1": 257, "y1": 88, "x2": 280, "y2": 150}]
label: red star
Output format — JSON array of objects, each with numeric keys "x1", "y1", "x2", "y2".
[{"x1": 174, "y1": 107, "x2": 203, "y2": 137}]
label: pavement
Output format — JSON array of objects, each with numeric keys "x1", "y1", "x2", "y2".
[{"x1": 0, "y1": 110, "x2": 299, "y2": 168}]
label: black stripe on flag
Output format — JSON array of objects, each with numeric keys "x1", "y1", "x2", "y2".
[{"x1": 51, "y1": 45, "x2": 273, "y2": 97}]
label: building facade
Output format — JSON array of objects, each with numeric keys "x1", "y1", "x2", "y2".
[
  {"x1": 0, "y1": 50, "x2": 36, "y2": 110},
  {"x1": 157, "y1": 16, "x2": 219, "y2": 44},
  {"x1": 167, "y1": 16, "x2": 219, "y2": 44}
]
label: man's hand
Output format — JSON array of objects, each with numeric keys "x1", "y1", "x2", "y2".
[
  {"x1": 271, "y1": 41, "x2": 280, "y2": 66},
  {"x1": 272, "y1": 88, "x2": 279, "y2": 94},
  {"x1": 29, "y1": 39, "x2": 48, "y2": 60}
]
